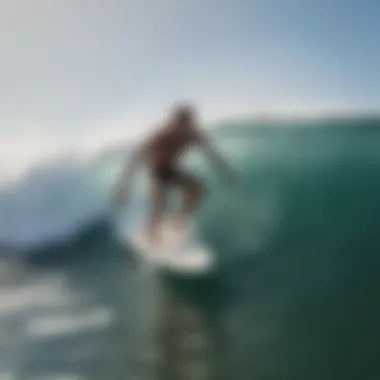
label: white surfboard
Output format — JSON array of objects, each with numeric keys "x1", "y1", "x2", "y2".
[{"x1": 121, "y1": 213, "x2": 214, "y2": 275}]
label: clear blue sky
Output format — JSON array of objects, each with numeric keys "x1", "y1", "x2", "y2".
[{"x1": 0, "y1": 0, "x2": 379, "y2": 171}]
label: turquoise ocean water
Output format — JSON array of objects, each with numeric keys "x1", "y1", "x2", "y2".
[{"x1": 0, "y1": 117, "x2": 380, "y2": 379}]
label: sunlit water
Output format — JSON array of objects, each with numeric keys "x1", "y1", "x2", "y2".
[{"x1": 1, "y1": 119, "x2": 380, "y2": 380}]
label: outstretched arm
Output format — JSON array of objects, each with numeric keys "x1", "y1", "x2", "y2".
[
  {"x1": 195, "y1": 130, "x2": 236, "y2": 186},
  {"x1": 112, "y1": 140, "x2": 149, "y2": 208},
  {"x1": 119, "y1": 145, "x2": 146, "y2": 185}
]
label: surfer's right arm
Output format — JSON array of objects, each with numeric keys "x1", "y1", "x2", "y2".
[
  {"x1": 121, "y1": 146, "x2": 146, "y2": 183},
  {"x1": 112, "y1": 139, "x2": 151, "y2": 208}
]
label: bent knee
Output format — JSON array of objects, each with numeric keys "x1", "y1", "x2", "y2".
[{"x1": 184, "y1": 179, "x2": 203, "y2": 201}]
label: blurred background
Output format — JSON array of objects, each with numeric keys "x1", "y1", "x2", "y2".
[{"x1": 1, "y1": 1, "x2": 380, "y2": 379}]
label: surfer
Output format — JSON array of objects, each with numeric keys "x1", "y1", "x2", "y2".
[{"x1": 113, "y1": 104, "x2": 235, "y2": 241}]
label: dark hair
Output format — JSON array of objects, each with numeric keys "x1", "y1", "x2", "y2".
[{"x1": 172, "y1": 104, "x2": 196, "y2": 122}]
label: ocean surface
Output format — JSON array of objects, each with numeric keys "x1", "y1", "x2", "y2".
[{"x1": 1, "y1": 118, "x2": 380, "y2": 380}]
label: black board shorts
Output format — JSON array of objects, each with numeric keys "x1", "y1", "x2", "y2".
[{"x1": 152, "y1": 165, "x2": 184, "y2": 184}]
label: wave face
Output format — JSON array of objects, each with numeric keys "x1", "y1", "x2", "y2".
[
  {"x1": 2, "y1": 118, "x2": 380, "y2": 380},
  {"x1": 1, "y1": 119, "x2": 380, "y2": 261},
  {"x1": 0, "y1": 147, "x2": 124, "y2": 251}
]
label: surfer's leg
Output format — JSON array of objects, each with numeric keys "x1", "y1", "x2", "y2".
[
  {"x1": 148, "y1": 178, "x2": 166, "y2": 241},
  {"x1": 177, "y1": 172, "x2": 202, "y2": 225}
]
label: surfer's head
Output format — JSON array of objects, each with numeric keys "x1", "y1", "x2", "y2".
[{"x1": 170, "y1": 103, "x2": 196, "y2": 128}]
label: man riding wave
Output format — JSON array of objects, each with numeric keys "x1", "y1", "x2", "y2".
[{"x1": 113, "y1": 104, "x2": 236, "y2": 242}]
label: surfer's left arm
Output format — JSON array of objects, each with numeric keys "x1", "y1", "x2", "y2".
[{"x1": 195, "y1": 130, "x2": 237, "y2": 187}]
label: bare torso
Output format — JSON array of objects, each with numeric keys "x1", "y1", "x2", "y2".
[{"x1": 146, "y1": 124, "x2": 198, "y2": 168}]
